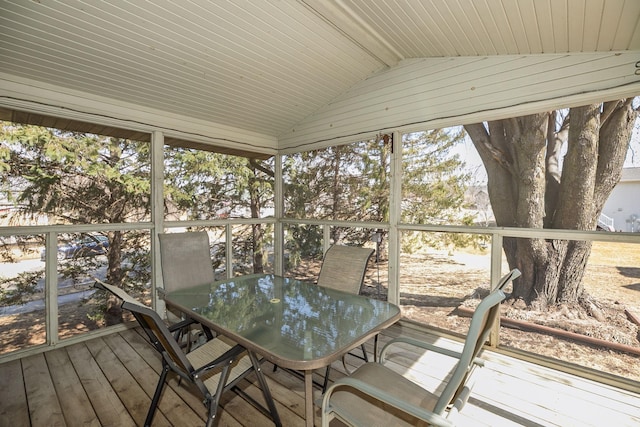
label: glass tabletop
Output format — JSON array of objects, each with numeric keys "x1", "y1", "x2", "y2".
[{"x1": 163, "y1": 273, "x2": 401, "y2": 369}]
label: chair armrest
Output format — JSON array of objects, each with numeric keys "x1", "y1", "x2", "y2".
[
  {"x1": 379, "y1": 337, "x2": 484, "y2": 368},
  {"x1": 380, "y1": 337, "x2": 462, "y2": 361},
  {"x1": 168, "y1": 317, "x2": 197, "y2": 332},
  {"x1": 191, "y1": 343, "x2": 246, "y2": 377},
  {"x1": 323, "y1": 377, "x2": 455, "y2": 427}
]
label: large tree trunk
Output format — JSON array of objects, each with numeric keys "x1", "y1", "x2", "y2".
[
  {"x1": 464, "y1": 100, "x2": 637, "y2": 308},
  {"x1": 249, "y1": 162, "x2": 265, "y2": 274},
  {"x1": 105, "y1": 230, "x2": 124, "y2": 325}
]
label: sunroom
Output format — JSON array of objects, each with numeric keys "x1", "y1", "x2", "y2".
[{"x1": 1, "y1": 1, "x2": 640, "y2": 426}]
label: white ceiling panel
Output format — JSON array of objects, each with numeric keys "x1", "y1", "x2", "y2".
[{"x1": 1, "y1": 0, "x2": 639, "y2": 148}]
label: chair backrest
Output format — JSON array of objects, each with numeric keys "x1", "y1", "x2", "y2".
[
  {"x1": 94, "y1": 279, "x2": 195, "y2": 374},
  {"x1": 493, "y1": 268, "x2": 520, "y2": 293},
  {"x1": 94, "y1": 278, "x2": 146, "y2": 307},
  {"x1": 316, "y1": 245, "x2": 375, "y2": 294},
  {"x1": 158, "y1": 232, "x2": 216, "y2": 292},
  {"x1": 122, "y1": 300, "x2": 195, "y2": 375},
  {"x1": 433, "y1": 268, "x2": 521, "y2": 414}
]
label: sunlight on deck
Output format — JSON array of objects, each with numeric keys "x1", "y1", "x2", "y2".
[{"x1": 1, "y1": 322, "x2": 638, "y2": 427}]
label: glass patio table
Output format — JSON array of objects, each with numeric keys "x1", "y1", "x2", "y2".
[{"x1": 162, "y1": 273, "x2": 401, "y2": 427}]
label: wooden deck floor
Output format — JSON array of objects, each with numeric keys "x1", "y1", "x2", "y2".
[{"x1": 1, "y1": 322, "x2": 639, "y2": 427}]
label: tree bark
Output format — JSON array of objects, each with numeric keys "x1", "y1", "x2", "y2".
[
  {"x1": 464, "y1": 100, "x2": 638, "y2": 308},
  {"x1": 105, "y1": 230, "x2": 124, "y2": 325}
]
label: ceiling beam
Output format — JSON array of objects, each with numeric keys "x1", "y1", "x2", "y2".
[{"x1": 301, "y1": 0, "x2": 403, "y2": 67}]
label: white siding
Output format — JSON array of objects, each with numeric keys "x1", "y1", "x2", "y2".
[
  {"x1": 603, "y1": 169, "x2": 640, "y2": 232},
  {"x1": 278, "y1": 51, "x2": 640, "y2": 152}
]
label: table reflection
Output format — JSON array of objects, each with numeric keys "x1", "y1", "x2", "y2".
[{"x1": 165, "y1": 274, "x2": 399, "y2": 362}]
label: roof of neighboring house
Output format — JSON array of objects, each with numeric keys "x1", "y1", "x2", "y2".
[{"x1": 621, "y1": 168, "x2": 640, "y2": 182}]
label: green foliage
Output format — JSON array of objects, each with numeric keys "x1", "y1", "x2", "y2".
[
  {"x1": 164, "y1": 147, "x2": 274, "y2": 221},
  {"x1": 164, "y1": 148, "x2": 275, "y2": 273},
  {"x1": 400, "y1": 129, "x2": 475, "y2": 252},
  {"x1": 0, "y1": 270, "x2": 42, "y2": 306},
  {"x1": 284, "y1": 138, "x2": 391, "y2": 248},
  {"x1": 285, "y1": 130, "x2": 473, "y2": 256},
  {"x1": 0, "y1": 122, "x2": 152, "y2": 314},
  {"x1": 402, "y1": 129, "x2": 471, "y2": 222},
  {"x1": 0, "y1": 122, "x2": 151, "y2": 225},
  {"x1": 284, "y1": 224, "x2": 323, "y2": 270}
]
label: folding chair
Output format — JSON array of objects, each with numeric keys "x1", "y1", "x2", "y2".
[
  {"x1": 316, "y1": 245, "x2": 376, "y2": 388},
  {"x1": 95, "y1": 280, "x2": 281, "y2": 427},
  {"x1": 274, "y1": 245, "x2": 376, "y2": 392},
  {"x1": 158, "y1": 231, "x2": 217, "y2": 348}
]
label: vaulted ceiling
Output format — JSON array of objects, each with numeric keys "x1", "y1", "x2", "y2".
[{"x1": 1, "y1": 0, "x2": 639, "y2": 154}]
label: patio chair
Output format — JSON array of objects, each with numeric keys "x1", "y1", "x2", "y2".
[
  {"x1": 94, "y1": 280, "x2": 282, "y2": 427},
  {"x1": 273, "y1": 245, "x2": 375, "y2": 391},
  {"x1": 321, "y1": 268, "x2": 521, "y2": 427},
  {"x1": 317, "y1": 245, "x2": 376, "y2": 386},
  {"x1": 158, "y1": 231, "x2": 216, "y2": 347}
]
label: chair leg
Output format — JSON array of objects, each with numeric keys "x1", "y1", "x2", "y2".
[
  {"x1": 322, "y1": 365, "x2": 331, "y2": 393},
  {"x1": 339, "y1": 342, "x2": 370, "y2": 378},
  {"x1": 248, "y1": 351, "x2": 282, "y2": 427},
  {"x1": 373, "y1": 334, "x2": 379, "y2": 362},
  {"x1": 360, "y1": 343, "x2": 369, "y2": 362},
  {"x1": 205, "y1": 405, "x2": 217, "y2": 427},
  {"x1": 183, "y1": 326, "x2": 192, "y2": 352},
  {"x1": 205, "y1": 362, "x2": 235, "y2": 427},
  {"x1": 202, "y1": 325, "x2": 214, "y2": 340},
  {"x1": 145, "y1": 363, "x2": 170, "y2": 427}
]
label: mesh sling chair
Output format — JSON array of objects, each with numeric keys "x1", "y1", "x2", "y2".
[
  {"x1": 321, "y1": 269, "x2": 521, "y2": 427},
  {"x1": 158, "y1": 231, "x2": 217, "y2": 348},
  {"x1": 316, "y1": 245, "x2": 376, "y2": 390},
  {"x1": 94, "y1": 280, "x2": 282, "y2": 427},
  {"x1": 272, "y1": 245, "x2": 375, "y2": 391}
]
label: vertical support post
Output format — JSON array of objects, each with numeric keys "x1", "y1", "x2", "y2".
[
  {"x1": 225, "y1": 224, "x2": 233, "y2": 278},
  {"x1": 274, "y1": 154, "x2": 284, "y2": 276},
  {"x1": 488, "y1": 232, "x2": 504, "y2": 346},
  {"x1": 323, "y1": 225, "x2": 331, "y2": 254},
  {"x1": 151, "y1": 131, "x2": 165, "y2": 313},
  {"x1": 387, "y1": 130, "x2": 402, "y2": 305},
  {"x1": 45, "y1": 230, "x2": 58, "y2": 346}
]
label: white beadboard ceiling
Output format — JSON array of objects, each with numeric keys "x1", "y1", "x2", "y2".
[{"x1": 1, "y1": 0, "x2": 639, "y2": 152}]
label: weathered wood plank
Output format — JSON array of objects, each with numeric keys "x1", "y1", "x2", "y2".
[
  {"x1": 84, "y1": 337, "x2": 172, "y2": 427},
  {"x1": 3, "y1": 324, "x2": 639, "y2": 427},
  {"x1": 21, "y1": 353, "x2": 65, "y2": 426},
  {"x1": 66, "y1": 342, "x2": 136, "y2": 427},
  {"x1": 0, "y1": 359, "x2": 30, "y2": 427},
  {"x1": 120, "y1": 329, "x2": 209, "y2": 414},
  {"x1": 254, "y1": 362, "x2": 325, "y2": 425},
  {"x1": 44, "y1": 348, "x2": 100, "y2": 427},
  {"x1": 102, "y1": 331, "x2": 204, "y2": 427}
]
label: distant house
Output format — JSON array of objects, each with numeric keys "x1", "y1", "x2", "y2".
[
  {"x1": 464, "y1": 185, "x2": 495, "y2": 227},
  {"x1": 602, "y1": 167, "x2": 640, "y2": 232}
]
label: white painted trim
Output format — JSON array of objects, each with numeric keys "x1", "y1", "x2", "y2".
[
  {"x1": 274, "y1": 154, "x2": 284, "y2": 276},
  {"x1": 0, "y1": 73, "x2": 278, "y2": 155},
  {"x1": 278, "y1": 51, "x2": 640, "y2": 152},
  {"x1": 151, "y1": 131, "x2": 165, "y2": 314},
  {"x1": 388, "y1": 130, "x2": 403, "y2": 305},
  {"x1": 302, "y1": 0, "x2": 402, "y2": 67},
  {"x1": 45, "y1": 231, "x2": 58, "y2": 345}
]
